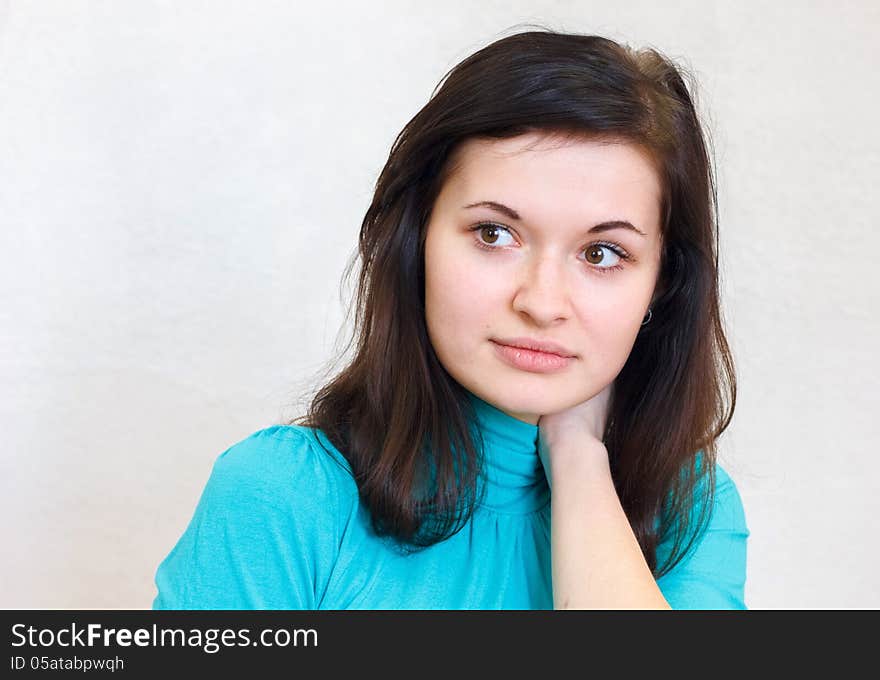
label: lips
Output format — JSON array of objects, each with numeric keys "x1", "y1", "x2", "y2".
[
  {"x1": 491, "y1": 337, "x2": 576, "y2": 358},
  {"x1": 491, "y1": 340, "x2": 575, "y2": 374}
]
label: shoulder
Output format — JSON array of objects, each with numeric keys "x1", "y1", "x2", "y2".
[
  {"x1": 658, "y1": 457, "x2": 749, "y2": 542},
  {"x1": 190, "y1": 424, "x2": 362, "y2": 560},
  {"x1": 153, "y1": 424, "x2": 360, "y2": 609},
  {"x1": 205, "y1": 424, "x2": 358, "y2": 511},
  {"x1": 707, "y1": 463, "x2": 748, "y2": 533},
  {"x1": 655, "y1": 460, "x2": 750, "y2": 609},
  {"x1": 680, "y1": 458, "x2": 750, "y2": 549}
]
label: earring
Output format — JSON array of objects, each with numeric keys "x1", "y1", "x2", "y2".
[{"x1": 641, "y1": 308, "x2": 653, "y2": 326}]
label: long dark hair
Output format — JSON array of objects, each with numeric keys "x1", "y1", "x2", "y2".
[{"x1": 290, "y1": 29, "x2": 736, "y2": 577}]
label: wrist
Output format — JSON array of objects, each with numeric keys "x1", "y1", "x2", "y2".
[{"x1": 548, "y1": 439, "x2": 612, "y2": 486}]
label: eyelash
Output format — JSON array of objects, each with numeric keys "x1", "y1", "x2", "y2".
[{"x1": 468, "y1": 222, "x2": 632, "y2": 274}]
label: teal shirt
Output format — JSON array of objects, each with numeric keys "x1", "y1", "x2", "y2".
[{"x1": 152, "y1": 393, "x2": 749, "y2": 609}]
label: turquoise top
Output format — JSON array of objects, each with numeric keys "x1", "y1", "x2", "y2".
[{"x1": 152, "y1": 392, "x2": 749, "y2": 609}]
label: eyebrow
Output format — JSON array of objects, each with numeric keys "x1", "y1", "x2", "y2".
[{"x1": 463, "y1": 200, "x2": 647, "y2": 237}]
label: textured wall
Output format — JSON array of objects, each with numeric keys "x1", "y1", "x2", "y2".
[{"x1": 1, "y1": 0, "x2": 877, "y2": 609}]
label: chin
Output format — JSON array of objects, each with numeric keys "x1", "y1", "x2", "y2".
[{"x1": 480, "y1": 392, "x2": 552, "y2": 421}]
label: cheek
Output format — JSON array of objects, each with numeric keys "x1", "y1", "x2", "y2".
[
  {"x1": 425, "y1": 244, "x2": 501, "y2": 349},
  {"x1": 571, "y1": 288, "x2": 646, "y2": 373},
  {"x1": 425, "y1": 239, "x2": 471, "y2": 348}
]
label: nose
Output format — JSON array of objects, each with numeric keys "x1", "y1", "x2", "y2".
[{"x1": 511, "y1": 255, "x2": 571, "y2": 326}]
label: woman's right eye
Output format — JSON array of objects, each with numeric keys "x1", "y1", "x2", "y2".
[{"x1": 471, "y1": 223, "x2": 516, "y2": 249}]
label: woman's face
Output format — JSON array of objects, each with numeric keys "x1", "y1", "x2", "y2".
[{"x1": 423, "y1": 132, "x2": 664, "y2": 425}]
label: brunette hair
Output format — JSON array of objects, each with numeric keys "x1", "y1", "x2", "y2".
[{"x1": 290, "y1": 29, "x2": 736, "y2": 577}]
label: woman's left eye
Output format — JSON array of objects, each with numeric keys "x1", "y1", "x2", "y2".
[{"x1": 584, "y1": 243, "x2": 625, "y2": 271}]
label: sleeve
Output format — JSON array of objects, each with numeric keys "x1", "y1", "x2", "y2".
[
  {"x1": 151, "y1": 426, "x2": 350, "y2": 610},
  {"x1": 655, "y1": 463, "x2": 750, "y2": 610}
]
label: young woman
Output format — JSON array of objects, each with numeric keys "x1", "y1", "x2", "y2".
[{"x1": 153, "y1": 30, "x2": 748, "y2": 610}]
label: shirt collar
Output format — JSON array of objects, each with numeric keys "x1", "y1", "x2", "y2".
[{"x1": 466, "y1": 391, "x2": 550, "y2": 514}]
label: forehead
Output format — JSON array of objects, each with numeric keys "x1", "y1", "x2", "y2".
[{"x1": 442, "y1": 132, "x2": 662, "y2": 219}]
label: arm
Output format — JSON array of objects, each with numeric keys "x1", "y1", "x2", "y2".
[
  {"x1": 541, "y1": 400, "x2": 749, "y2": 610},
  {"x1": 547, "y1": 440, "x2": 671, "y2": 610}
]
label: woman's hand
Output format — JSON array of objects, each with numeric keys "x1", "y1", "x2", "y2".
[
  {"x1": 537, "y1": 381, "x2": 615, "y2": 487},
  {"x1": 537, "y1": 380, "x2": 671, "y2": 609}
]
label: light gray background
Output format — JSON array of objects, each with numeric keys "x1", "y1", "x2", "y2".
[{"x1": 2, "y1": 0, "x2": 878, "y2": 609}]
